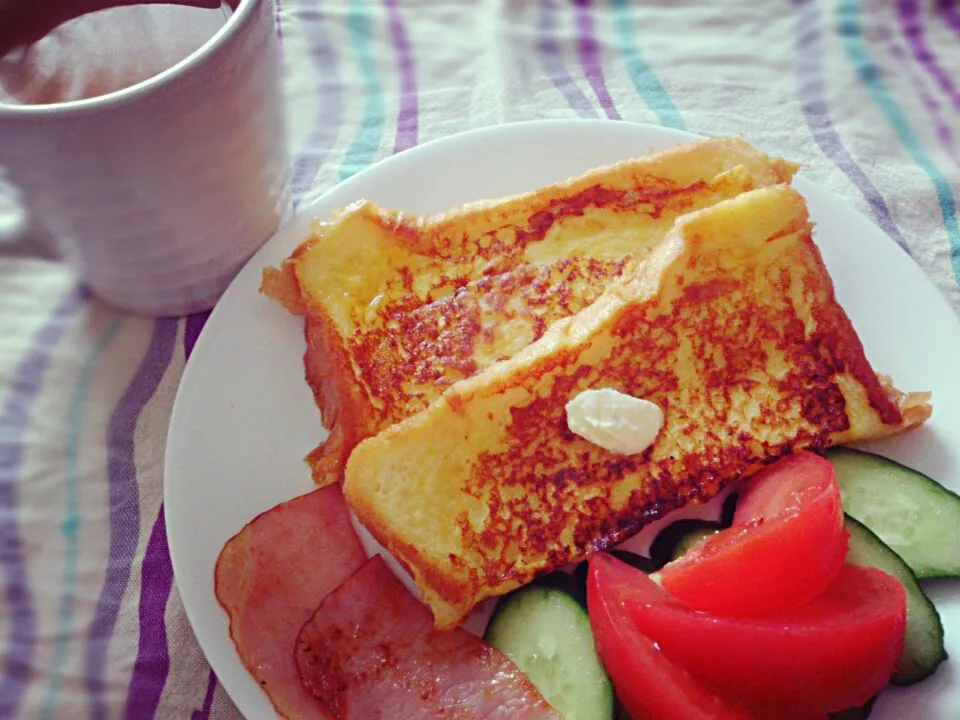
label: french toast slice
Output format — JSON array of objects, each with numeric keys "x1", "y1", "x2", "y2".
[
  {"x1": 343, "y1": 186, "x2": 932, "y2": 629},
  {"x1": 261, "y1": 138, "x2": 799, "y2": 485}
]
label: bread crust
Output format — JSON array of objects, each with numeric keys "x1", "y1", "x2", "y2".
[
  {"x1": 344, "y1": 186, "x2": 931, "y2": 628},
  {"x1": 262, "y1": 137, "x2": 800, "y2": 485}
]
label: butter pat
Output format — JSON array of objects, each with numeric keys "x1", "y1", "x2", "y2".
[{"x1": 565, "y1": 388, "x2": 664, "y2": 455}]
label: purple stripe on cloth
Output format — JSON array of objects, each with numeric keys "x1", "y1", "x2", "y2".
[
  {"x1": 898, "y1": 0, "x2": 960, "y2": 113},
  {"x1": 537, "y1": 0, "x2": 598, "y2": 118},
  {"x1": 873, "y1": 0, "x2": 960, "y2": 167},
  {"x1": 274, "y1": 0, "x2": 283, "y2": 45},
  {"x1": 943, "y1": 0, "x2": 960, "y2": 40},
  {"x1": 122, "y1": 508, "x2": 173, "y2": 720},
  {"x1": 0, "y1": 288, "x2": 83, "y2": 720},
  {"x1": 84, "y1": 318, "x2": 178, "y2": 720},
  {"x1": 573, "y1": 0, "x2": 621, "y2": 120},
  {"x1": 291, "y1": 6, "x2": 343, "y2": 206},
  {"x1": 790, "y1": 0, "x2": 910, "y2": 252},
  {"x1": 122, "y1": 312, "x2": 208, "y2": 717},
  {"x1": 383, "y1": 0, "x2": 419, "y2": 153},
  {"x1": 184, "y1": 311, "x2": 211, "y2": 362},
  {"x1": 190, "y1": 670, "x2": 218, "y2": 720}
]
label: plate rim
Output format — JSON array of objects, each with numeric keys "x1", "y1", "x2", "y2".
[{"x1": 164, "y1": 118, "x2": 960, "y2": 719}]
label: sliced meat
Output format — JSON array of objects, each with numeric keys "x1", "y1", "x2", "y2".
[
  {"x1": 295, "y1": 555, "x2": 562, "y2": 719},
  {"x1": 215, "y1": 486, "x2": 367, "y2": 720}
]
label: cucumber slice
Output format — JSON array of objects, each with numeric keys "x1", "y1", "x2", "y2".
[
  {"x1": 649, "y1": 519, "x2": 723, "y2": 568},
  {"x1": 669, "y1": 527, "x2": 718, "y2": 562},
  {"x1": 829, "y1": 696, "x2": 875, "y2": 719},
  {"x1": 484, "y1": 583, "x2": 613, "y2": 720},
  {"x1": 827, "y1": 447, "x2": 960, "y2": 579},
  {"x1": 533, "y1": 571, "x2": 588, "y2": 608},
  {"x1": 844, "y1": 515, "x2": 947, "y2": 685}
]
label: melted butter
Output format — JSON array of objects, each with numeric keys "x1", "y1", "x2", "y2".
[{"x1": 565, "y1": 388, "x2": 664, "y2": 455}]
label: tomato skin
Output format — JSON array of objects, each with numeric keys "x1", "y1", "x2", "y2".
[
  {"x1": 659, "y1": 452, "x2": 847, "y2": 617},
  {"x1": 734, "y1": 452, "x2": 837, "y2": 524},
  {"x1": 586, "y1": 557, "x2": 752, "y2": 720},
  {"x1": 593, "y1": 553, "x2": 905, "y2": 719}
]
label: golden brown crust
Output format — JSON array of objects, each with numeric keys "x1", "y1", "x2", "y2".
[
  {"x1": 900, "y1": 392, "x2": 934, "y2": 427},
  {"x1": 261, "y1": 264, "x2": 306, "y2": 316},
  {"x1": 302, "y1": 316, "x2": 359, "y2": 486},
  {"x1": 878, "y1": 375, "x2": 933, "y2": 432},
  {"x1": 344, "y1": 186, "x2": 932, "y2": 628},
  {"x1": 263, "y1": 137, "x2": 801, "y2": 485}
]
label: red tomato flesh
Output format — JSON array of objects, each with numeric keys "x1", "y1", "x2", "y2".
[
  {"x1": 586, "y1": 560, "x2": 752, "y2": 720},
  {"x1": 658, "y1": 452, "x2": 848, "y2": 616},
  {"x1": 734, "y1": 452, "x2": 837, "y2": 524},
  {"x1": 591, "y1": 553, "x2": 905, "y2": 719}
]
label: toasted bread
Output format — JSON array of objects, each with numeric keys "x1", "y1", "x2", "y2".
[
  {"x1": 343, "y1": 186, "x2": 932, "y2": 628},
  {"x1": 262, "y1": 138, "x2": 799, "y2": 485}
]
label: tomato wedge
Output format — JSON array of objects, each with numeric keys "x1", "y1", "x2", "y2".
[
  {"x1": 590, "y1": 553, "x2": 905, "y2": 719},
  {"x1": 658, "y1": 452, "x2": 847, "y2": 616},
  {"x1": 586, "y1": 559, "x2": 752, "y2": 720}
]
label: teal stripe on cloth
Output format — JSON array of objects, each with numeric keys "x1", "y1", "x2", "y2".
[
  {"x1": 791, "y1": 0, "x2": 909, "y2": 251},
  {"x1": 341, "y1": 0, "x2": 387, "y2": 181},
  {"x1": 838, "y1": 0, "x2": 960, "y2": 285},
  {"x1": 290, "y1": 4, "x2": 344, "y2": 205},
  {"x1": 608, "y1": 0, "x2": 685, "y2": 130},
  {"x1": 0, "y1": 288, "x2": 84, "y2": 720},
  {"x1": 41, "y1": 316, "x2": 126, "y2": 720},
  {"x1": 84, "y1": 318, "x2": 178, "y2": 720}
]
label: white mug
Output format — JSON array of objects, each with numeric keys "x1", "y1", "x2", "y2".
[{"x1": 0, "y1": 0, "x2": 290, "y2": 316}]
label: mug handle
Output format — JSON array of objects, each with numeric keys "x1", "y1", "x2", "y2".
[
  {"x1": 0, "y1": 169, "x2": 59, "y2": 259},
  {"x1": 0, "y1": 168, "x2": 27, "y2": 245}
]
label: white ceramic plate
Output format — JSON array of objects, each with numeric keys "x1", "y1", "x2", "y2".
[{"x1": 165, "y1": 119, "x2": 960, "y2": 719}]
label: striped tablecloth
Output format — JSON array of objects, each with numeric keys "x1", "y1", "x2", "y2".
[{"x1": 2, "y1": 0, "x2": 959, "y2": 717}]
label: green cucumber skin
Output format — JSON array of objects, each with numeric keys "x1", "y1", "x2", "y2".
[
  {"x1": 533, "y1": 571, "x2": 588, "y2": 609},
  {"x1": 828, "y1": 696, "x2": 876, "y2": 720},
  {"x1": 669, "y1": 527, "x2": 718, "y2": 562},
  {"x1": 844, "y1": 515, "x2": 947, "y2": 686},
  {"x1": 827, "y1": 447, "x2": 960, "y2": 579},
  {"x1": 498, "y1": 448, "x2": 954, "y2": 716},
  {"x1": 484, "y1": 584, "x2": 614, "y2": 720},
  {"x1": 649, "y1": 519, "x2": 724, "y2": 569},
  {"x1": 658, "y1": 511, "x2": 947, "y2": 687}
]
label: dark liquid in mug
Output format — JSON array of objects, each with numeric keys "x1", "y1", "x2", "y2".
[{"x1": 0, "y1": 3, "x2": 231, "y2": 106}]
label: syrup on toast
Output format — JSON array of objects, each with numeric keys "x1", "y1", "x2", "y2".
[
  {"x1": 343, "y1": 186, "x2": 932, "y2": 628},
  {"x1": 262, "y1": 138, "x2": 798, "y2": 485}
]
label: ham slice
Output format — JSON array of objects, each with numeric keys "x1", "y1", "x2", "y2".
[
  {"x1": 295, "y1": 555, "x2": 563, "y2": 719},
  {"x1": 215, "y1": 486, "x2": 367, "y2": 720}
]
